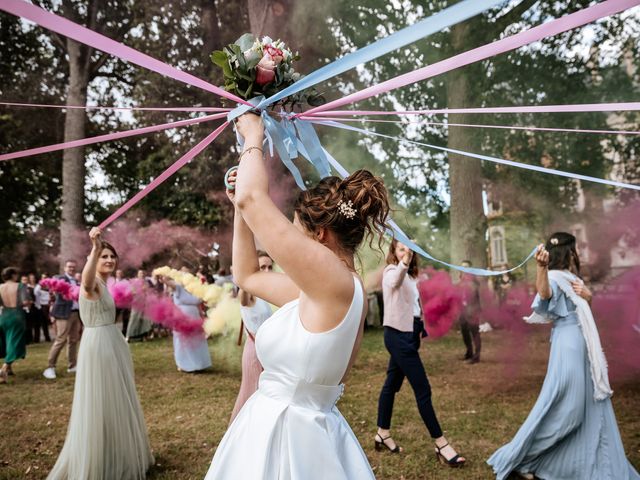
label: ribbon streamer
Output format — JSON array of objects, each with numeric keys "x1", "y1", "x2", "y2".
[
  {"x1": 0, "y1": 101, "x2": 229, "y2": 113},
  {"x1": 99, "y1": 121, "x2": 229, "y2": 229},
  {"x1": 0, "y1": 113, "x2": 227, "y2": 162},
  {"x1": 312, "y1": 119, "x2": 640, "y2": 191},
  {"x1": 0, "y1": 0, "x2": 250, "y2": 105},
  {"x1": 304, "y1": 0, "x2": 640, "y2": 115},
  {"x1": 301, "y1": 117, "x2": 640, "y2": 136},
  {"x1": 302, "y1": 101, "x2": 640, "y2": 117}
]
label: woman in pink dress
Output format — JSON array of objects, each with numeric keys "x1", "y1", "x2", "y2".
[{"x1": 229, "y1": 251, "x2": 274, "y2": 422}]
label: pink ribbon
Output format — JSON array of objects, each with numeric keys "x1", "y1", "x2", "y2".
[
  {"x1": 0, "y1": 101, "x2": 229, "y2": 113},
  {"x1": 301, "y1": 102, "x2": 640, "y2": 117},
  {"x1": 0, "y1": 112, "x2": 227, "y2": 162},
  {"x1": 303, "y1": 0, "x2": 640, "y2": 115},
  {"x1": 99, "y1": 121, "x2": 229, "y2": 229},
  {"x1": 299, "y1": 117, "x2": 640, "y2": 136},
  {"x1": 0, "y1": 0, "x2": 250, "y2": 105}
]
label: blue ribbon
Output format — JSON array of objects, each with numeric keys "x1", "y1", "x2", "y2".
[{"x1": 261, "y1": 112, "x2": 307, "y2": 190}]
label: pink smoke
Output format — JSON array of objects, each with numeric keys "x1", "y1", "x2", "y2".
[
  {"x1": 142, "y1": 292, "x2": 204, "y2": 336},
  {"x1": 110, "y1": 280, "x2": 134, "y2": 309},
  {"x1": 101, "y1": 218, "x2": 229, "y2": 270},
  {"x1": 593, "y1": 267, "x2": 640, "y2": 382},
  {"x1": 418, "y1": 268, "x2": 463, "y2": 338}
]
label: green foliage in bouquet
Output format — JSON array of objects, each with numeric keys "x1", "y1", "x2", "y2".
[{"x1": 211, "y1": 33, "x2": 324, "y2": 108}]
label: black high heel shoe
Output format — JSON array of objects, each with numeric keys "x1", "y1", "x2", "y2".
[
  {"x1": 374, "y1": 433, "x2": 402, "y2": 453},
  {"x1": 434, "y1": 442, "x2": 465, "y2": 468}
]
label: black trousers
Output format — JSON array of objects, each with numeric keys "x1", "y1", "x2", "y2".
[
  {"x1": 460, "y1": 317, "x2": 481, "y2": 360},
  {"x1": 25, "y1": 308, "x2": 40, "y2": 343},
  {"x1": 33, "y1": 307, "x2": 51, "y2": 342},
  {"x1": 377, "y1": 318, "x2": 443, "y2": 438}
]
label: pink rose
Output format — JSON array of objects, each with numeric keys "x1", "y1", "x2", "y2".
[
  {"x1": 264, "y1": 45, "x2": 284, "y2": 64},
  {"x1": 255, "y1": 53, "x2": 276, "y2": 85}
]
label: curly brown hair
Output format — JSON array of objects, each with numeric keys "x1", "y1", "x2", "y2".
[{"x1": 294, "y1": 169, "x2": 390, "y2": 254}]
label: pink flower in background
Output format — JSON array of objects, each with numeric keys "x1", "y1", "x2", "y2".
[
  {"x1": 264, "y1": 44, "x2": 284, "y2": 64},
  {"x1": 256, "y1": 53, "x2": 276, "y2": 85}
]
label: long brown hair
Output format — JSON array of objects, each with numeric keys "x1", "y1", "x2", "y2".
[
  {"x1": 294, "y1": 169, "x2": 390, "y2": 254},
  {"x1": 386, "y1": 238, "x2": 419, "y2": 278}
]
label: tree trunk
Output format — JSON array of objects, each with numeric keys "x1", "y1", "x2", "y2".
[
  {"x1": 201, "y1": 0, "x2": 221, "y2": 77},
  {"x1": 447, "y1": 22, "x2": 486, "y2": 270},
  {"x1": 59, "y1": 38, "x2": 90, "y2": 269},
  {"x1": 247, "y1": 0, "x2": 292, "y2": 39}
]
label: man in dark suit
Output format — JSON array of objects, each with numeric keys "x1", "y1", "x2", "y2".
[{"x1": 43, "y1": 260, "x2": 81, "y2": 379}]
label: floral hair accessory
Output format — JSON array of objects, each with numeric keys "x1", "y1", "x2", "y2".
[
  {"x1": 337, "y1": 200, "x2": 357, "y2": 220},
  {"x1": 550, "y1": 238, "x2": 559, "y2": 245}
]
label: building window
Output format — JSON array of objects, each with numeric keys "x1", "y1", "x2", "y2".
[{"x1": 490, "y1": 226, "x2": 508, "y2": 267}]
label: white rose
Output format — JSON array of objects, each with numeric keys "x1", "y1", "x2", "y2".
[{"x1": 261, "y1": 36, "x2": 273, "y2": 45}]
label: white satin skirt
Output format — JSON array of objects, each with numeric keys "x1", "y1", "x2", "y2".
[{"x1": 205, "y1": 371, "x2": 374, "y2": 479}]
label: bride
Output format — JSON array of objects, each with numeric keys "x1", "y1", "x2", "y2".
[{"x1": 205, "y1": 113, "x2": 389, "y2": 479}]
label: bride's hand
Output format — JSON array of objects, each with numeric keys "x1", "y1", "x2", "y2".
[{"x1": 235, "y1": 113, "x2": 264, "y2": 144}]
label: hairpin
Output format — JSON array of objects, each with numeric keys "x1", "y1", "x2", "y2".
[
  {"x1": 550, "y1": 238, "x2": 559, "y2": 245},
  {"x1": 337, "y1": 200, "x2": 356, "y2": 219}
]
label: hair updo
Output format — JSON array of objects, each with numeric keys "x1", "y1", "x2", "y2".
[
  {"x1": 545, "y1": 231, "x2": 580, "y2": 274},
  {"x1": 294, "y1": 169, "x2": 390, "y2": 254}
]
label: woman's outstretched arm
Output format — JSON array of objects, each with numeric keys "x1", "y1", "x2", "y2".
[
  {"x1": 227, "y1": 166, "x2": 299, "y2": 307},
  {"x1": 81, "y1": 227, "x2": 102, "y2": 299}
]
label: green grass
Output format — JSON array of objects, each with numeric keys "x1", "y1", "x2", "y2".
[{"x1": 1, "y1": 328, "x2": 638, "y2": 479}]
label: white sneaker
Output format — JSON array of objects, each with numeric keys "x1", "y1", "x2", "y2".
[
  {"x1": 43, "y1": 367, "x2": 56, "y2": 379},
  {"x1": 67, "y1": 367, "x2": 77, "y2": 373}
]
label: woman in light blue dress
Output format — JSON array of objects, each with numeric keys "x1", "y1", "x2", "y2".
[
  {"x1": 162, "y1": 274, "x2": 211, "y2": 372},
  {"x1": 488, "y1": 232, "x2": 640, "y2": 480}
]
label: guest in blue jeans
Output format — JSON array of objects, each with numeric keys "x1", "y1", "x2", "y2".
[{"x1": 375, "y1": 239, "x2": 465, "y2": 468}]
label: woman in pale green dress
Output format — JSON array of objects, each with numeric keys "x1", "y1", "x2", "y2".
[{"x1": 48, "y1": 228, "x2": 153, "y2": 480}]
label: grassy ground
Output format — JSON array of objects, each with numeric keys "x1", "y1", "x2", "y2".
[{"x1": 1, "y1": 327, "x2": 638, "y2": 480}]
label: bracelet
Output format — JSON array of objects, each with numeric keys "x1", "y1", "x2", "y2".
[
  {"x1": 224, "y1": 166, "x2": 239, "y2": 191},
  {"x1": 239, "y1": 146, "x2": 263, "y2": 162}
]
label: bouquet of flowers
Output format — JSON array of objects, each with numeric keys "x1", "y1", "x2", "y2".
[{"x1": 211, "y1": 33, "x2": 324, "y2": 107}]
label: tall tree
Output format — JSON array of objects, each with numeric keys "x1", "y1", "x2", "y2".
[{"x1": 32, "y1": 0, "x2": 136, "y2": 267}]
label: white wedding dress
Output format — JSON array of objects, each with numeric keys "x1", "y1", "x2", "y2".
[{"x1": 205, "y1": 276, "x2": 374, "y2": 479}]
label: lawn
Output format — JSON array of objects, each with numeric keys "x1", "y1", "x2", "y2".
[{"x1": 1, "y1": 327, "x2": 638, "y2": 480}]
